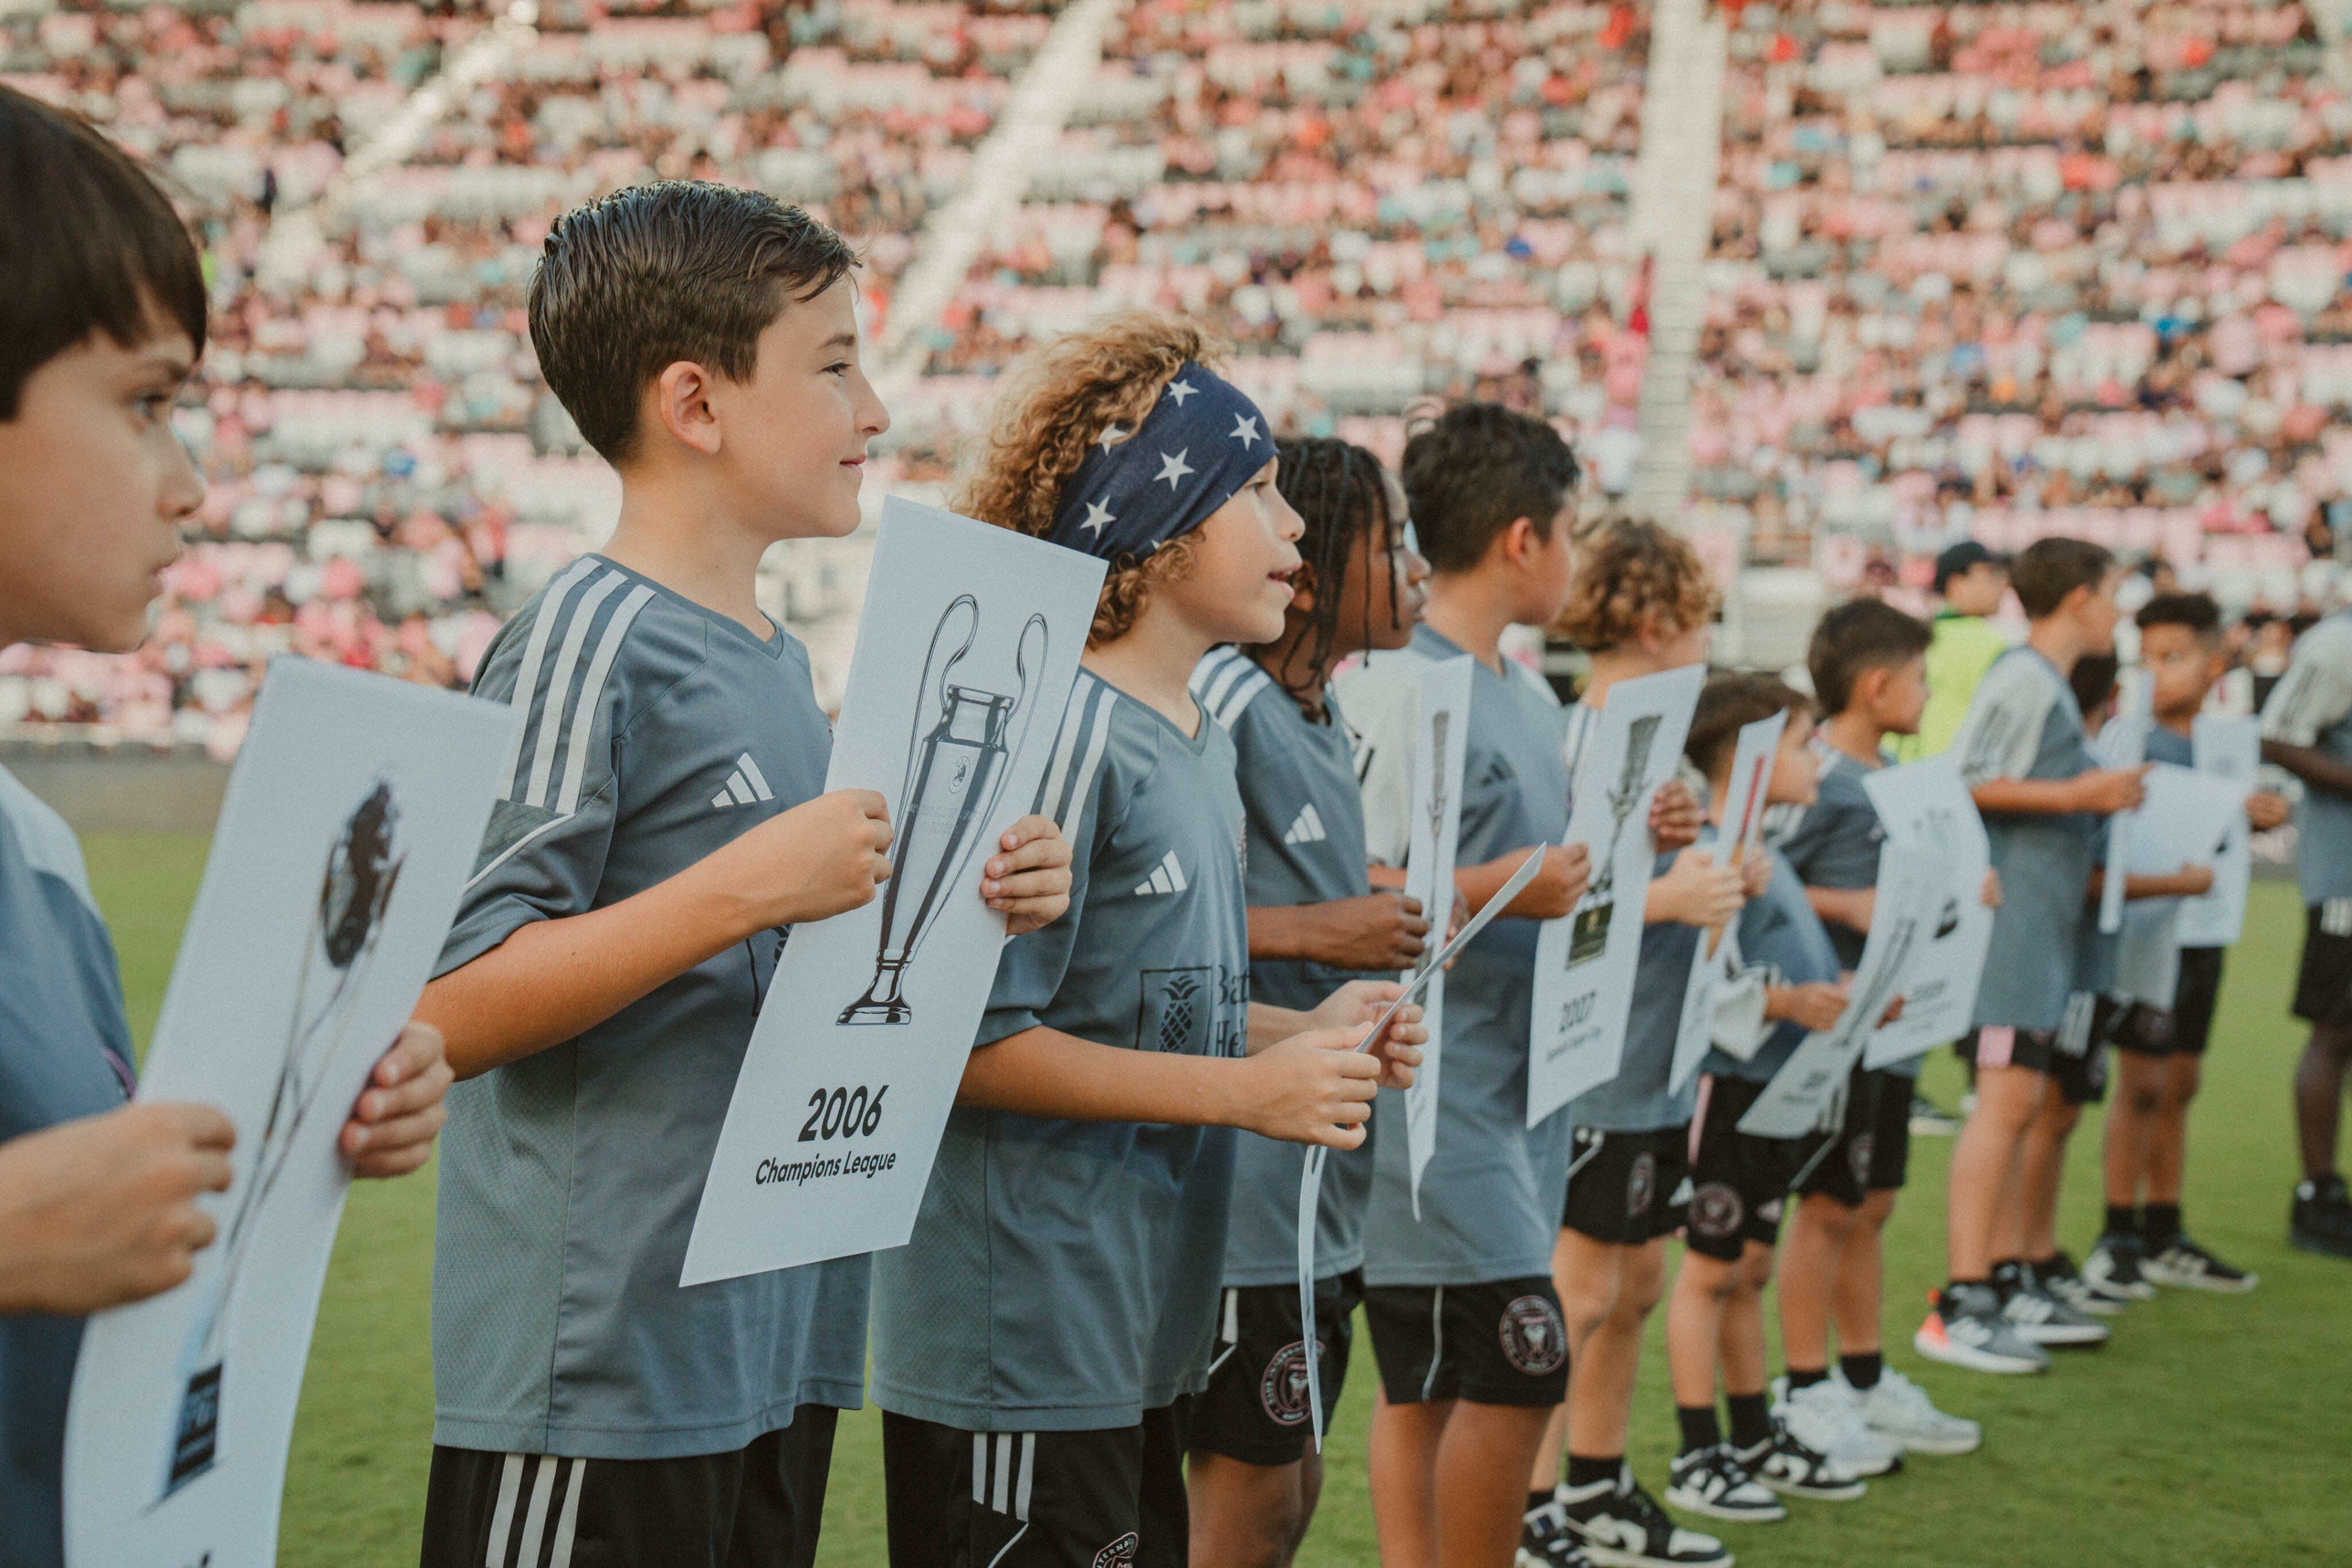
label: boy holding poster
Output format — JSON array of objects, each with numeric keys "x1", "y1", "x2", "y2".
[
  {"x1": 1663, "y1": 677, "x2": 1869, "y2": 1507},
  {"x1": 869, "y1": 317, "x2": 1423, "y2": 1567},
  {"x1": 1182, "y1": 437, "x2": 1432, "y2": 1566},
  {"x1": 1341, "y1": 404, "x2": 1595, "y2": 1568},
  {"x1": 411, "y1": 185, "x2": 1079, "y2": 1566},
  {"x1": 0, "y1": 86, "x2": 456, "y2": 1568},
  {"x1": 2091, "y1": 594, "x2": 2287, "y2": 1297},
  {"x1": 1920, "y1": 538, "x2": 2146, "y2": 1376},
  {"x1": 1771, "y1": 600, "x2": 1986, "y2": 1460},
  {"x1": 1522, "y1": 521, "x2": 1752, "y2": 1568}
]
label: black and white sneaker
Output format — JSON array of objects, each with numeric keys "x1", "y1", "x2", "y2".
[
  {"x1": 2032, "y1": 1251, "x2": 2122, "y2": 1317},
  {"x1": 1736, "y1": 1419, "x2": 1868, "y2": 1501},
  {"x1": 2142, "y1": 1236, "x2": 2258, "y2": 1292},
  {"x1": 2289, "y1": 1175, "x2": 2352, "y2": 1260},
  {"x1": 2082, "y1": 1232, "x2": 2157, "y2": 1302},
  {"x1": 1914, "y1": 1282, "x2": 2049, "y2": 1374},
  {"x1": 1992, "y1": 1261, "x2": 2109, "y2": 1347},
  {"x1": 1663, "y1": 1444, "x2": 1784, "y2": 1523},
  {"x1": 1519, "y1": 1499, "x2": 1597, "y2": 1567},
  {"x1": 1562, "y1": 1468, "x2": 1739, "y2": 1565}
]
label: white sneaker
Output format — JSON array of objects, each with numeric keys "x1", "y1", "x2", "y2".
[
  {"x1": 1770, "y1": 1377, "x2": 1904, "y2": 1477},
  {"x1": 1840, "y1": 1368, "x2": 1982, "y2": 1455}
]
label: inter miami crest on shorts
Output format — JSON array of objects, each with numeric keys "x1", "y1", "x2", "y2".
[
  {"x1": 1498, "y1": 1294, "x2": 1568, "y2": 1376},
  {"x1": 1093, "y1": 1531, "x2": 1140, "y2": 1568},
  {"x1": 1690, "y1": 1182, "x2": 1745, "y2": 1242},
  {"x1": 1627, "y1": 1151, "x2": 1657, "y2": 1218},
  {"x1": 1259, "y1": 1338, "x2": 1325, "y2": 1427}
]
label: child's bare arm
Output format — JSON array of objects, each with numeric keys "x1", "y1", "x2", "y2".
[
  {"x1": 420, "y1": 790, "x2": 893, "y2": 1079},
  {"x1": 956, "y1": 1024, "x2": 1382, "y2": 1147},
  {"x1": 1457, "y1": 843, "x2": 1589, "y2": 922},
  {"x1": 1806, "y1": 884, "x2": 1874, "y2": 933},
  {"x1": 1971, "y1": 765, "x2": 2148, "y2": 817}
]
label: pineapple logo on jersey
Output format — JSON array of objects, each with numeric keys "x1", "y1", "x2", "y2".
[{"x1": 1139, "y1": 968, "x2": 1210, "y2": 1053}]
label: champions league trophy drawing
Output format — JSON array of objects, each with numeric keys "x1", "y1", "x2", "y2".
[
  {"x1": 1566, "y1": 714, "x2": 1662, "y2": 967},
  {"x1": 842, "y1": 595, "x2": 1046, "y2": 1024},
  {"x1": 160, "y1": 781, "x2": 404, "y2": 1501}
]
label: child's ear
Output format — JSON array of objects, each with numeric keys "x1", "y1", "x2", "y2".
[
  {"x1": 1500, "y1": 514, "x2": 1538, "y2": 568},
  {"x1": 651, "y1": 360, "x2": 724, "y2": 456}
]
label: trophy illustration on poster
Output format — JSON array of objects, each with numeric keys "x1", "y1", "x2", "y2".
[
  {"x1": 842, "y1": 595, "x2": 1047, "y2": 1024},
  {"x1": 160, "y1": 780, "x2": 405, "y2": 1501},
  {"x1": 1566, "y1": 714, "x2": 1661, "y2": 966}
]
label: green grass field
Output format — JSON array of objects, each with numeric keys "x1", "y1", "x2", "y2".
[{"x1": 82, "y1": 835, "x2": 2350, "y2": 1567}]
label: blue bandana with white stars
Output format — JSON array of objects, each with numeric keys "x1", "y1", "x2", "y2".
[{"x1": 1047, "y1": 362, "x2": 1271, "y2": 560}]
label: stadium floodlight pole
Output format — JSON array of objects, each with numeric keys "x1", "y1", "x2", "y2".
[
  {"x1": 1568, "y1": 713, "x2": 1662, "y2": 966},
  {"x1": 157, "y1": 784, "x2": 405, "y2": 1503},
  {"x1": 842, "y1": 598, "x2": 1045, "y2": 1025}
]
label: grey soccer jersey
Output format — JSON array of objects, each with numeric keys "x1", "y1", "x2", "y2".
[
  {"x1": 1955, "y1": 647, "x2": 2101, "y2": 1031},
  {"x1": 1, "y1": 767, "x2": 136, "y2": 1568},
  {"x1": 1191, "y1": 646, "x2": 1375, "y2": 1287},
  {"x1": 1573, "y1": 844, "x2": 1703, "y2": 1132},
  {"x1": 1707, "y1": 845, "x2": 1843, "y2": 1083},
  {"x1": 1357, "y1": 625, "x2": 1575, "y2": 1288},
  {"x1": 2261, "y1": 611, "x2": 2352, "y2": 905},
  {"x1": 430, "y1": 556, "x2": 868, "y2": 1461},
  {"x1": 869, "y1": 669, "x2": 1251, "y2": 1432}
]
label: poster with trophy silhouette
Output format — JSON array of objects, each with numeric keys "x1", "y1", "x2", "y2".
[
  {"x1": 1669, "y1": 710, "x2": 1786, "y2": 1093},
  {"x1": 1528, "y1": 664, "x2": 1703, "y2": 1125},
  {"x1": 1856, "y1": 756, "x2": 1994, "y2": 1067},
  {"x1": 64, "y1": 657, "x2": 514, "y2": 1568},
  {"x1": 1741, "y1": 843, "x2": 1941, "y2": 1136},
  {"x1": 2176, "y1": 716, "x2": 2260, "y2": 947},
  {"x1": 1396, "y1": 655, "x2": 1473, "y2": 1209},
  {"x1": 682, "y1": 498, "x2": 1103, "y2": 1284}
]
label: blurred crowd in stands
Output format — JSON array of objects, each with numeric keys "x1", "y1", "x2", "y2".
[{"x1": 3, "y1": 0, "x2": 2349, "y2": 752}]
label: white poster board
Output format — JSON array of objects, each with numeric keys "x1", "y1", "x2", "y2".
[
  {"x1": 2177, "y1": 716, "x2": 2260, "y2": 946},
  {"x1": 1398, "y1": 656, "x2": 1473, "y2": 1211},
  {"x1": 2097, "y1": 676, "x2": 2154, "y2": 935},
  {"x1": 1293, "y1": 847, "x2": 1544, "y2": 1450},
  {"x1": 1740, "y1": 845, "x2": 1940, "y2": 1137},
  {"x1": 1528, "y1": 665, "x2": 1704, "y2": 1125},
  {"x1": 680, "y1": 499, "x2": 1102, "y2": 1285},
  {"x1": 2121, "y1": 763, "x2": 2246, "y2": 875},
  {"x1": 1860, "y1": 757, "x2": 1995, "y2": 1068},
  {"x1": 1670, "y1": 711, "x2": 1786, "y2": 1093},
  {"x1": 64, "y1": 658, "x2": 516, "y2": 1568}
]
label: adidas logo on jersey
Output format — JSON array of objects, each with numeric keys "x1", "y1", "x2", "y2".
[
  {"x1": 1135, "y1": 849, "x2": 1189, "y2": 897},
  {"x1": 1283, "y1": 803, "x2": 1328, "y2": 846},
  {"x1": 710, "y1": 752, "x2": 775, "y2": 810}
]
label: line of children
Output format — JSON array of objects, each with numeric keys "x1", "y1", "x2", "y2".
[{"x1": 20, "y1": 113, "x2": 2334, "y2": 1568}]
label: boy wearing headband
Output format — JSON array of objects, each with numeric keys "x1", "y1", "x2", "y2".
[{"x1": 869, "y1": 316, "x2": 1423, "y2": 1567}]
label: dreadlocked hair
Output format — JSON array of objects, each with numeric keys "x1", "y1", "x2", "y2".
[
  {"x1": 1267, "y1": 436, "x2": 1401, "y2": 703},
  {"x1": 956, "y1": 310, "x2": 1229, "y2": 646}
]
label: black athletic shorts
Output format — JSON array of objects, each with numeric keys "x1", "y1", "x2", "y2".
[
  {"x1": 2166, "y1": 944, "x2": 2226, "y2": 1056},
  {"x1": 1955, "y1": 1020, "x2": 2109, "y2": 1106},
  {"x1": 881, "y1": 1405, "x2": 1188, "y2": 1568},
  {"x1": 1363, "y1": 1276, "x2": 1569, "y2": 1407},
  {"x1": 1561, "y1": 1125, "x2": 1691, "y2": 1244},
  {"x1": 421, "y1": 1405, "x2": 838, "y2": 1568},
  {"x1": 1186, "y1": 1269, "x2": 1363, "y2": 1467},
  {"x1": 2108, "y1": 1001, "x2": 2176, "y2": 1059},
  {"x1": 1798, "y1": 1067, "x2": 1912, "y2": 1207},
  {"x1": 1685, "y1": 1075, "x2": 1803, "y2": 1261},
  {"x1": 2293, "y1": 900, "x2": 2352, "y2": 1026}
]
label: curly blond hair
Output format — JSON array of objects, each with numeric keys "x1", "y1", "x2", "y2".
[
  {"x1": 1552, "y1": 517, "x2": 1718, "y2": 652},
  {"x1": 956, "y1": 311, "x2": 1228, "y2": 645}
]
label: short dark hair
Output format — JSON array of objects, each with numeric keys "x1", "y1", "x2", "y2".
[
  {"x1": 1809, "y1": 598, "x2": 1932, "y2": 716},
  {"x1": 1, "y1": 85, "x2": 207, "y2": 420},
  {"x1": 2070, "y1": 651, "x2": 2119, "y2": 719},
  {"x1": 2136, "y1": 591, "x2": 2222, "y2": 642},
  {"x1": 529, "y1": 181, "x2": 858, "y2": 463},
  {"x1": 2009, "y1": 536, "x2": 2114, "y2": 619},
  {"x1": 1398, "y1": 402, "x2": 1580, "y2": 574},
  {"x1": 1686, "y1": 670, "x2": 1808, "y2": 781}
]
